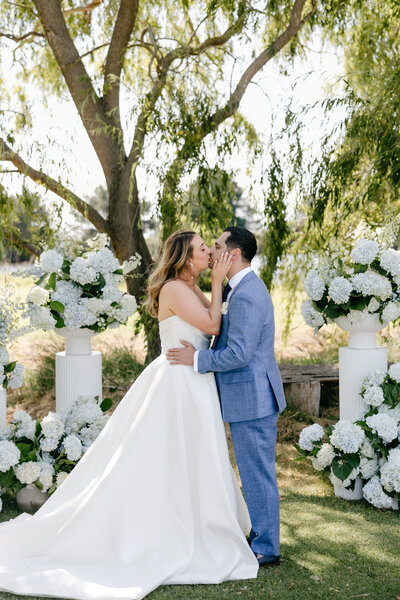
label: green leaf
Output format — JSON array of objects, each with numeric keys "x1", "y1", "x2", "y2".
[
  {"x1": 4, "y1": 361, "x2": 17, "y2": 373},
  {"x1": 34, "y1": 273, "x2": 47, "y2": 286},
  {"x1": 100, "y1": 397, "x2": 112, "y2": 412},
  {"x1": 46, "y1": 272, "x2": 57, "y2": 291},
  {"x1": 50, "y1": 300, "x2": 65, "y2": 313}
]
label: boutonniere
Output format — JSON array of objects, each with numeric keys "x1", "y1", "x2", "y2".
[{"x1": 221, "y1": 301, "x2": 229, "y2": 315}]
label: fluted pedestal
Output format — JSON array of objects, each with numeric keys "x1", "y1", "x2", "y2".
[
  {"x1": 0, "y1": 389, "x2": 6, "y2": 425},
  {"x1": 335, "y1": 313, "x2": 388, "y2": 500},
  {"x1": 55, "y1": 329, "x2": 102, "y2": 413}
]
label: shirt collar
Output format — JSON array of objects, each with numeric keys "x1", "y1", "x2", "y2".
[{"x1": 228, "y1": 266, "x2": 253, "y2": 291}]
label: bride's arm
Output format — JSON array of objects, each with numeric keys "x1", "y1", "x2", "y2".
[{"x1": 159, "y1": 254, "x2": 231, "y2": 335}]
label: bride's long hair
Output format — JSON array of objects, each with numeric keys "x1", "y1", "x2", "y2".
[{"x1": 146, "y1": 230, "x2": 196, "y2": 317}]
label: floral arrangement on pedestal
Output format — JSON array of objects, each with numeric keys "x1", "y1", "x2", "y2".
[
  {"x1": 295, "y1": 364, "x2": 400, "y2": 509},
  {"x1": 25, "y1": 233, "x2": 140, "y2": 333},
  {"x1": 0, "y1": 395, "x2": 112, "y2": 512},
  {"x1": 0, "y1": 289, "x2": 27, "y2": 391},
  {"x1": 301, "y1": 237, "x2": 400, "y2": 331}
]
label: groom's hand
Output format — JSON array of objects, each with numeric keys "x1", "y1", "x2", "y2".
[{"x1": 166, "y1": 340, "x2": 195, "y2": 365}]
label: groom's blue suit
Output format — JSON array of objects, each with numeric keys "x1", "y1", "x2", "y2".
[{"x1": 197, "y1": 270, "x2": 286, "y2": 557}]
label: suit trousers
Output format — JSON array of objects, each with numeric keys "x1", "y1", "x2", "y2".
[{"x1": 229, "y1": 412, "x2": 280, "y2": 557}]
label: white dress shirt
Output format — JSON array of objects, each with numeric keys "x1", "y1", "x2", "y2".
[{"x1": 193, "y1": 266, "x2": 253, "y2": 371}]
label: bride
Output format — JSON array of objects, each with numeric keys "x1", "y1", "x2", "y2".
[{"x1": 0, "y1": 230, "x2": 258, "y2": 600}]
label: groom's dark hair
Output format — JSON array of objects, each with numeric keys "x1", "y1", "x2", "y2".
[{"x1": 223, "y1": 226, "x2": 257, "y2": 263}]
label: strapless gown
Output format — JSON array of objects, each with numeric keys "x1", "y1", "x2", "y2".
[{"x1": 0, "y1": 316, "x2": 258, "y2": 600}]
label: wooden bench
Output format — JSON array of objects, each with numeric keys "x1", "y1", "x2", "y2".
[{"x1": 278, "y1": 364, "x2": 339, "y2": 416}]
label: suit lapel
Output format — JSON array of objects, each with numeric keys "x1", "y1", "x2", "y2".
[{"x1": 211, "y1": 270, "x2": 257, "y2": 349}]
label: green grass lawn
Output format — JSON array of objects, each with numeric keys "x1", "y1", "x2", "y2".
[{"x1": 0, "y1": 444, "x2": 399, "y2": 600}]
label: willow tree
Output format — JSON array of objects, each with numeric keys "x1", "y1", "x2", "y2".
[{"x1": 0, "y1": 0, "x2": 322, "y2": 353}]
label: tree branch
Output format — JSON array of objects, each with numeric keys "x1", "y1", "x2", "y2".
[
  {"x1": 2, "y1": 229, "x2": 40, "y2": 257},
  {"x1": 0, "y1": 138, "x2": 110, "y2": 234},
  {"x1": 0, "y1": 30, "x2": 44, "y2": 42},
  {"x1": 33, "y1": 0, "x2": 121, "y2": 185},
  {"x1": 103, "y1": 0, "x2": 139, "y2": 129},
  {"x1": 160, "y1": 0, "x2": 315, "y2": 232},
  {"x1": 63, "y1": 0, "x2": 103, "y2": 16}
]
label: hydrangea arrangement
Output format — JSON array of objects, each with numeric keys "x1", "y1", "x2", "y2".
[
  {"x1": 0, "y1": 395, "x2": 112, "y2": 511},
  {"x1": 296, "y1": 363, "x2": 400, "y2": 509},
  {"x1": 301, "y1": 238, "x2": 400, "y2": 331},
  {"x1": 0, "y1": 289, "x2": 27, "y2": 391},
  {"x1": 26, "y1": 233, "x2": 140, "y2": 333}
]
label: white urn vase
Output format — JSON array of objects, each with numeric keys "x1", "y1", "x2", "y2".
[
  {"x1": 334, "y1": 312, "x2": 388, "y2": 500},
  {"x1": 0, "y1": 388, "x2": 6, "y2": 426},
  {"x1": 55, "y1": 328, "x2": 102, "y2": 413}
]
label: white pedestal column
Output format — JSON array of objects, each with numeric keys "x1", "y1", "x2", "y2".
[
  {"x1": 335, "y1": 313, "x2": 388, "y2": 500},
  {"x1": 0, "y1": 388, "x2": 6, "y2": 425},
  {"x1": 339, "y1": 347, "x2": 388, "y2": 421},
  {"x1": 55, "y1": 329, "x2": 102, "y2": 413}
]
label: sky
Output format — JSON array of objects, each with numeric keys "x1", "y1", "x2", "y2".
[{"x1": 0, "y1": 24, "x2": 346, "y2": 232}]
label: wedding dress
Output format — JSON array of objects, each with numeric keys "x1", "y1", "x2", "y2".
[{"x1": 0, "y1": 315, "x2": 258, "y2": 600}]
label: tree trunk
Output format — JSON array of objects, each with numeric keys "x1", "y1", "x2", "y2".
[{"x1": 108, "y1": 167, "x2": 161, "y2": 361}]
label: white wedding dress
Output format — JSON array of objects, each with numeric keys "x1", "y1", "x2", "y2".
[{"x1": 0, "y1": 315, "x2": 258, "y2": 600}]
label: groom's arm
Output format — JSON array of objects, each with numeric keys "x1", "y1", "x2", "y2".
[{"x1": 197, "y1": 293, "x2": 267, "y2": 373}]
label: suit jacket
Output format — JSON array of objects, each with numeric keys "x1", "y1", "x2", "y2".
[{"x1": 197, "y1": 271, "x2": 286, "y2": 422}]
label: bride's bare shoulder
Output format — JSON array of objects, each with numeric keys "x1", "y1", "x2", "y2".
[{"x1": 160, "y1": 279, "x2": 188, "y2": 297}]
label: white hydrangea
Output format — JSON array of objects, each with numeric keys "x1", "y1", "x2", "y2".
[
  {"x1": 14, "y1": 461, "x2": 41, "y2": 485},
  {"x1": 366, "y1": 413, "x2": 398, "y2": 443},
  {"x1": 363, "y1": 475, "x2": 393, "y2": 509},
  {"x1": 378, "y1": 403, "x2": 400, "y2": 423},
  {"x1": 38, "y1": 461, "x2": 54, "y2": 492},
  {"x1": 380, "y1": 249, "x2": 400, "y2": 276},
  {"x1": 12, "y1": 410, "x2": 32, "y2": 429},
  {"x1": 363, "y1": 385, "x2": 384, "y2": 408},
  {"x1": 69, "y1": 257, "x2": 97, "y2": 286},
  {"x1": 80, "y1": 297, "x2": 110, "y2": 316},
  {"x1": 52, "y1": 280, "x2": 82, "y2": 305},
  {"x1": 359, "y1": 456, "x2": 379, "y2": 480},
  {"x1": 367, "y1": 297, "x2": 380, "y2": 313},
  {"x1": 0, "y1": 495, "x2": 2, "y2": 512},
  {"x1": 63, "y1": 434, "x2": 82, "y2": 461},
  {"x1": 0, "y1": 364, "x2": 4, "y2": 386},
  {"x1": 304, "y1": 269, "x2": 326, "y2": 301},
  {"x1": 29, "y1": 306, "x2": 56, "y2": 330},
  {"x1": 14, "y1": 415, "x2": 36, "y2": 441},
  {"x1": 62, "y1": 397, "x2": 103, "y2": 434},
  {"x1": 120, "y1": 294, "x2": 137, "y2": 315},
  {"x1": 88, "y1": 247, "x2": 119, "y2": 274},
  {"x1": 299, "y1": 423, "x2": 325, "y2": 451},
  {"x1": 0, "y1": 346, "x2": 10, "y2": 364},
  {"x1": 56, "y1": 471, "x2": 69, "y2": 488},
  {"x1": 63, "y1": 302, "x2": 97, "y2": 329},
  {"x1": 78, "y1": 422, "x2": 105, "y2": 447},
  {"x1": 329, "y1": 468, "x2": 359, "y2": 489},
  {"x1": 351, "y1": 271, "x2": 392, "y2": 300},
  {"x1": 122, "y1": 254, "x2": 141, "y2": 275},
  {"x1": 8, "y1": 362, "x2": 24, "y2": 389},
  {"x1": 328, "y1": 277, "x2": 352, "y2": 304},
  {"x1": 101, "y1": 285, "x2": 123, "y2": 304},
  {"x1": 27, "y1": 286, "x2": 50, "y2": 306},
  {"x1": 316, "y1": 443, "x2": 335, "y2": 468},
  {"x1": 380, "y1": 448, "x2": 400, "y2": 493},
  {"x1": 0, "y1": 422, "x2": 12, "y2": 441},
  {"x1": 330, "y1": 420, "x2": 365, "y2": 453},
  {"x1": 381, "y1": 301, "x2": 400, "y2": 323},
  {"x1": 301, "y1": 300, "x2": 325, "y2": 328},
  {"x1": 350, "y1": 239, "x2": 379, "y2": 265},
  {"x1": 360, "y1": 439, "x2": 376, "y2": 459},
  {"x1": 311, "y1": 456, "x2": 325, "y2": 471},
  {"x1": 388, "y1": 363, "x2": 400, "y2": 384},
  {"x1": 40, "y1": 412, "x2": 64, "y2": 451},
  {"x1": 40, "y1": 249, "x2": 64, "y2": 273},
  {"x1": 0, "y1": 440, "x2": 20, "y2": 472},
  {"x1": 361, "y1": 370, "x2": 386, "y2": 391}
]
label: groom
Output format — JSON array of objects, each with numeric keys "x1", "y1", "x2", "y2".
[{"x1": 166, "y1": 226, "x2": 286, "y2": 567}]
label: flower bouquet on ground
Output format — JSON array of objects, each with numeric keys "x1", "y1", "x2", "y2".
[
  {"x1": 295, "y1": 364, "x2": 400, "y2": 509},
  {"x1": 301, "y1": 238, "x2": 400, "y2": 331},
  {"x1": 25, "y1": 233, "x2": 140, "y2": 333},
  {"x1": 0, "y1": 395, "x2": 112, "y2": 512}
]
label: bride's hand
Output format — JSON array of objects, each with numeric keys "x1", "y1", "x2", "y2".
[{"x1": 211, "y1": 252, "x2": 232, "y2": 285}]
